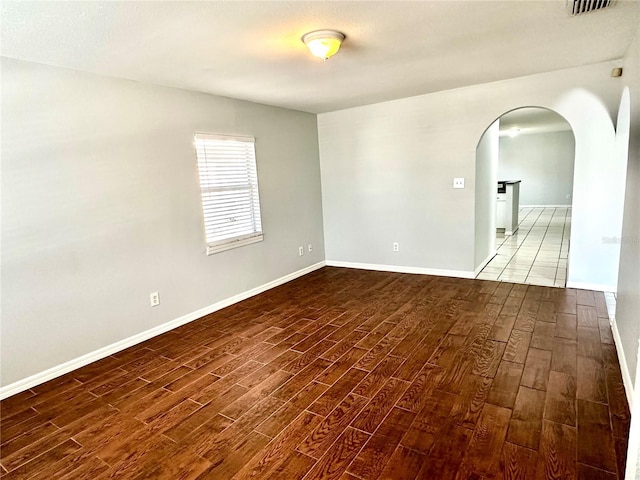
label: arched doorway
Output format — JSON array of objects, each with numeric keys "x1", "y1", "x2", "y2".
[{"x1": 475, "y1": 107, "x2": 575, "y2": 287}]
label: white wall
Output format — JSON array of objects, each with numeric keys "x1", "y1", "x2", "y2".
[
  {"x1": 498, "y1": 130, "x2": 575, "y2": 206},
  {"x1": 0, "y1": 58, "x2": 325, "y2": 388},
  {"x1": 474, "y1": 120, "x2": 499, "y2": 270},
  {"x1": 615, "y1": 24, "x2": 640, "y2": 480},
  {"x1": 615, "y1": 23, "x2": 640, "y2": 393},
  {"x1": 318, "y1": 60, "x2": 626, "y2": 290}
]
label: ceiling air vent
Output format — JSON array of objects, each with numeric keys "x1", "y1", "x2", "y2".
[{"x1": 568, "y1": 0, "x2": 615, "y2": 16}]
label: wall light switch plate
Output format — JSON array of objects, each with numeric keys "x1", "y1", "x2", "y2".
[{"x1": 453, "y1": 178, "x2": 465, "y2": 189}]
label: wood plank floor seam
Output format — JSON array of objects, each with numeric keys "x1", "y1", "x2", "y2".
[{"x1": 0, "y1": 267, "x2": 630, "y2": 480}]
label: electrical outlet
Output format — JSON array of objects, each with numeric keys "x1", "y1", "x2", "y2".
[
  {"x1": 566, "y1": 193, "x2": 571, "y2": 199},
  {"x1": 150, "y1": 292, "x2": 160, "y2": 307},
  {"x1": 453, "y1": 178, "x2": 465, "y2": 189},
  {"x1": 308, "y1": 244, "x2": 313, "y2": 253},
  {"x1": 298, "y1": 246, "x2": 304, "y2": 256},
  {"x1": 393, "y1": 242, "x2": 399, "y2": 252}
]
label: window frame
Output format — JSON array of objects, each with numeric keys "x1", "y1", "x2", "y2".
[{"x1": 193, "y1": 132, "x2": 264, "y2": 255}]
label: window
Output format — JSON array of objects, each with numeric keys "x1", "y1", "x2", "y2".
[{"x1": 194, "y1": 133, "x2": 263, "y2": 255}]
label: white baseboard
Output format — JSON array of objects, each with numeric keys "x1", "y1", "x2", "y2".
[
  {"x1": 0, "y1": 261, "x2": 326, "y2": 400},
  {"x1": 609, "y1": 314, "x2": 634, "y2": 408},
  {"x1": 326, "y1": 260, "x2": 475, "y2": 279},
  {"x1": 474, "y1": 251, "x2": 497, "y2": 277},
  {"x1": 565, "y1": 281, "x2": 617, "y2": 293},
  {"x1": 624, "y1": 340, "x2": 640, "y2": 479},
  {"x1": 520, "y1": 204, "x2": 572, "y2": 208}
]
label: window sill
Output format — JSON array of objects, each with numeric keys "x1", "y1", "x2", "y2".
[{"x1": 206, "y1": 235, "x2": 263, "y2": 255}]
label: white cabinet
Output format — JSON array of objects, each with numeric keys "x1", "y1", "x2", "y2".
[
  {"x1": 496, "y1": 193, "x2": 507, "y2": 229},
  {"x1": 496, "y1": 181, "x2": 520, "y2": 235}
]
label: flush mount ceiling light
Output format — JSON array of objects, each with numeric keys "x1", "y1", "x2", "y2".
[{"x1": 302, "y1": 30, "x2": 345, "y2": 61}]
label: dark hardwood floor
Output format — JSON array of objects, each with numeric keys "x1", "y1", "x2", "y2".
[{"x1": 0, "y1": 267, "x2": 631, "y2": 479}]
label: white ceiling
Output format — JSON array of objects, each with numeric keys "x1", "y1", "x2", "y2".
[
  {"x1": 499, "y1": 107, "x2": 572, "y2": 135},
  {"x1": 1, "y1": 1, "x2": 638, "y2": 113}
]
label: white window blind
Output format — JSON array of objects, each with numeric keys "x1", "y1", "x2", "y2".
[{"x1": 194, "y1": 133, "x2": 263, "y2": 255}]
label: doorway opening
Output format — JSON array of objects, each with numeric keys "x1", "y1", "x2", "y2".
[{"x1": 475, "y1": 107, "x2": 575, "y2": 287}]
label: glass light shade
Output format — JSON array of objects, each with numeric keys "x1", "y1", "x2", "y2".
[{"x1": 302, "y1": 30, "x2": 345, "y2": 60}]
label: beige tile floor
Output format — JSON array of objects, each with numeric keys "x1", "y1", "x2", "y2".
[
  {"x1": 477, "y1": 206, "x2": 571, "y2": 287},
  {"x1": 605, "y1": 291, "x2": 617, "y2": 318}
]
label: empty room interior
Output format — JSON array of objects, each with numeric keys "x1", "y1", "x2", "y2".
[{"x1": 2, "y1": 1, "x2": 640, "y2": 479}]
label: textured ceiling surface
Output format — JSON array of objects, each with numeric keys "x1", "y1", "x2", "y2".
[{"x1": 1, "y1": 1, "x2": 638, "y2": 113}]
